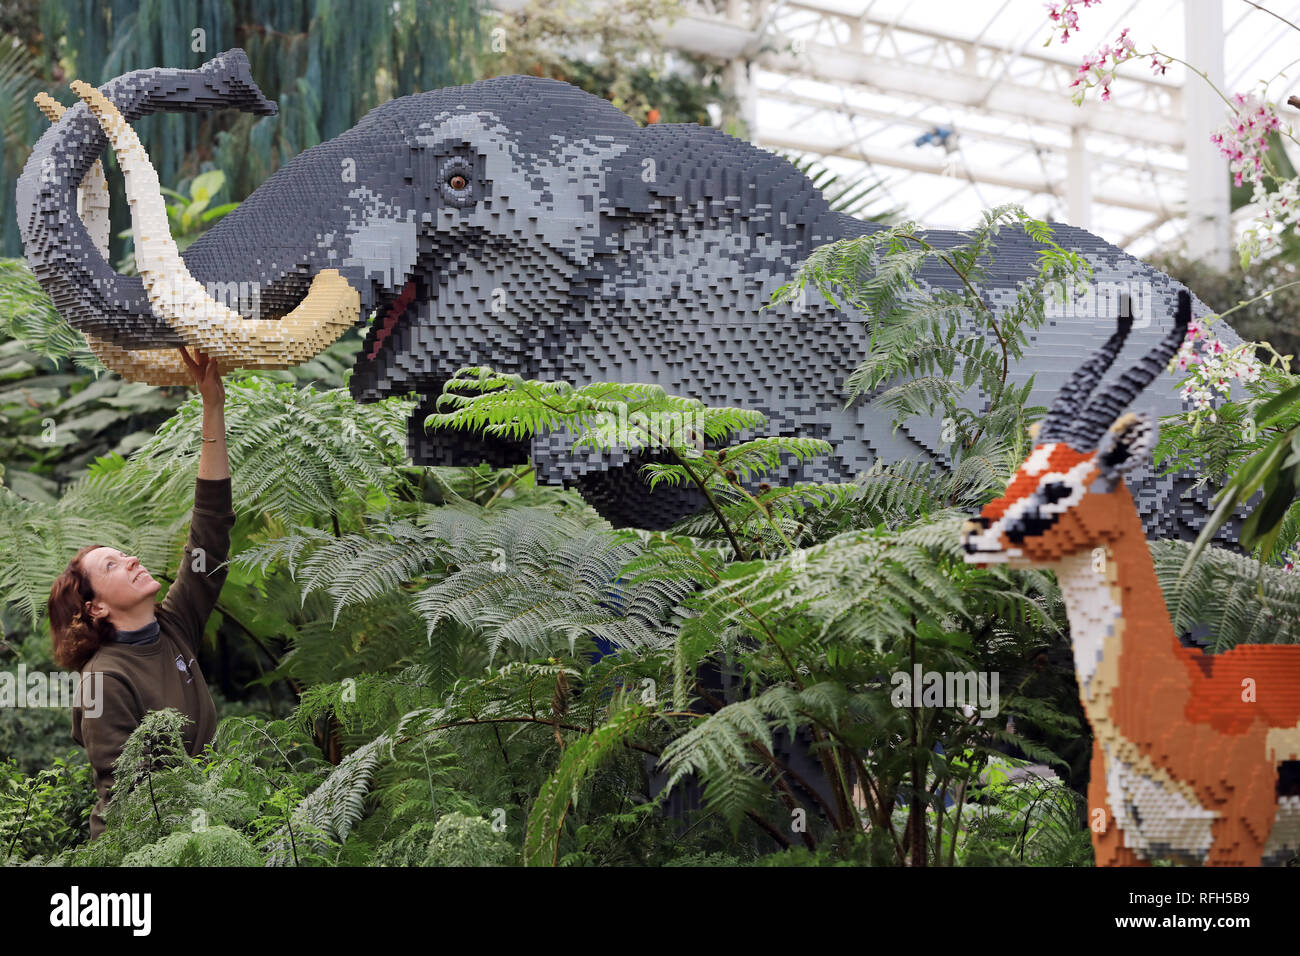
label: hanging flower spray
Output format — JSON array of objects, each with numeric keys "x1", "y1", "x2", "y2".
[{"x1": 1046, "y1": 0, "x2": 1297, "y2": 435}]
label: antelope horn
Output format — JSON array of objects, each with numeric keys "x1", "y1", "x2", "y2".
[
  {"x1": 1035, "y1": 294, "x2": 1134, "y2": 445},
  {"x1": 1076, "y1": 290, "x2": 1192, "y2": 444},
  {"x1": 34, "y1": 92, "x2": 194, "y2": 385},
  {"x1": 69, "y1": 80, "x2": 360, "y2": 369}
]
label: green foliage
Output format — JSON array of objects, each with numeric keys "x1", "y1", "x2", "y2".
[
  {"x1": 427, "y1": 366, "x2": 834, "y2": 562},
  {"x1": 121, "y1": 824, "x2": 260, "y2": 866},
  {"x1": 0, "y1": 613, "x2": 93, "y2": 774},
  {"x1": 236, "y1": 502, "x2": 692, "y2": 671},
  {"x1": 422, "y1": 811, "x2": 515, "y2": 866},
  {"x1": 1150, "y1": 249, "x2": 1300, "y2": 365},
  {"x1": 770, "y1": 205, "x2": 1091, "y2": 454},
  {"x1": 1159, "y1": 361, "x2": 1300, "y2": 567},
  {"x1": 0, "y1": 260, "x2": 187, "y2": 500},
  {"x1": 756, "y1": 206, "x2": 1094, "y2": 540},
  {"x1": 132, "y1": 373, "x2": 412, "y2": 522},
  {"x1": 18, "y1": 0, "x2": 484, "y2": 261},
  {"x1": 1152, "y1": 539, "x2": 1300, "y2": 649},
  {"x1": 0, "y1": 34, "x2": 42, "y2": 261},
  {"x1": 662, "y1": 849, "x2": 753, "y2": 866},
  {"x1": 56, "y1": 707, "x2": 334, "y2": 866},
  {"x1": 1151, "y1": 249, "x2": 1300, "y2": 569},
  {"x1": 0, "y1": 369, "x2": 419, "y2": 630},
  {"x1": 0, "y1": 753, "x2": 94, "y2": 863},
  {"x1": 932, "y1": 759, "x2": 1093, "y2": 867},
  {"x1": 428, "y1": 367, "x2": 766, "y2": 448},
  {"x1": 262, "y1": 732, "x2": 387, "y2": 865},
  {"x1": 525, "y1": 695, "x2": 652, "y2": 865},
  {"x1": 776, "y1": 151, "x2": 902, "y2": 223},
  {"x1": 0, "y1": 259, "x2": 107, "y2": 374},
  {"x1": 2, "y1": 3, "x2": 1158, "y2": 870},
  {"x1": 11, "y1": 194, "x2": 1295, "y2": 868}
]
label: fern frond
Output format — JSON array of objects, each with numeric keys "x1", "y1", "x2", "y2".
[
  {"x1": 1153, "y1": 540, "x2": 1300, "y2": 648},
  {"x1": 263, "y1": 733, "x2": 389, "y2": 865}
]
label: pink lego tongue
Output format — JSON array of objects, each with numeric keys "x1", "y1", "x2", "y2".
[{"x1": 366, "y1": 279, "x2": 418, "y2": 360}]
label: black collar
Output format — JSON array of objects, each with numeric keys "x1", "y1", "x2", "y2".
[{"x1": 114, "y1": 618, "x2": 160, "y2": 645}]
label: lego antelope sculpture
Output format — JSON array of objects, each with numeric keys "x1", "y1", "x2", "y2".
[{"x1": 962, "y1": 291, "x2": 1300, "y2": 866}]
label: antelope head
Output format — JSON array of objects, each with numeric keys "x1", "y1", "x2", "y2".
[{"x1": 961, "y1": 290, "x2": 1192, "y2": 567}]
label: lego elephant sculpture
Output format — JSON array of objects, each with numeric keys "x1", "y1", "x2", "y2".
[{"x1": 18, "y1": 48, "x2": 1236, "y2": 535}]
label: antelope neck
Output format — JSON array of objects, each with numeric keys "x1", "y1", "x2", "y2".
[{"x1": 1052, "y1": 486, "x2": 1186, "y2": 725}]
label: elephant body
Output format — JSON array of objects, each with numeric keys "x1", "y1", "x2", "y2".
[{"x1": 17, "y1": 50, "x2": 1234, "y2": 538}]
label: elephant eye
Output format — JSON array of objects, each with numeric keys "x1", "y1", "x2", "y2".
[{"x1": 439, "y1": 156, "x2": 476, "y2": 207}]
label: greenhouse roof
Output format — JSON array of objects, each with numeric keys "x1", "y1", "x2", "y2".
[{"x1": 659, "y1": 0, "x2": 1300, "y2": 259}]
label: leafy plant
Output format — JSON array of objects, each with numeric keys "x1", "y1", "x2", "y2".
[
  {"x1": 1159, "y1": 358, "x2": 1300, "y2": 567},
  {"x1": 9, "y1": 203, "x2": 1262, "y2": 869},
  {"x1": 422, "y1": 811, "x2": 515, "y2": 866},
  {"x1": 0, "y1": 754, "x2": 95, "y2": 863},
  {"x1": 775, "y1": 151, "x2": 902, "y2": 223},
  {"x1": 121, "y1": 824, "x2": 260, "y2": 866},
  {"x1": 113, "y1": 169, "x2": 240, "y2": 274}
]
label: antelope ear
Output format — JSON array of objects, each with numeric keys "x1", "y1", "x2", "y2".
[{"x1": 1095, "y1": 412, "x2": 1156, "y2": 481}]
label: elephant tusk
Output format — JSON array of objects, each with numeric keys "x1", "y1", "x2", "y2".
[
  {"x1": 69, "y1": 80, "x2": 360, "y2": 369},
  {"x1": 35, "y1": 92, "x2": 194, "y2": 385}
]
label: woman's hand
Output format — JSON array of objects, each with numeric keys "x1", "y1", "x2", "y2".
[
  {"x1": 178, "y1": 346, "x2": 225, "y2": 407},
  {"x1": 179, "y1": 346, "x2": 229, "y2": 479}
]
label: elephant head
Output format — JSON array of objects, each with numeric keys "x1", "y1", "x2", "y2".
[{"x1": 20, "y1": 48, "x2": 842, "y2": 401}]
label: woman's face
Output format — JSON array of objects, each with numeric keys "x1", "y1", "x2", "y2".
[{"x1": 83, "y1": 546, "x2": 161, "y2": 621}]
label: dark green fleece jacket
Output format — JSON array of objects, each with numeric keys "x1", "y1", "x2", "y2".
[{"x1": 71, "y1": 476, "x2": 236, "y2": 840}]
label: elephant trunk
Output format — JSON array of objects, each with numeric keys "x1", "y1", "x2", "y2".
[
  {"x1": 70, "y1": 78, "x2": 360, "y2": 373},
  {"x1": 15, "y1": 49, "x2": 277, "y2": 352}
]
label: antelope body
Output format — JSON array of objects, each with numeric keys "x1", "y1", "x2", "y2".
[{"x1": 963, "y1": 293, "x2": 1300, "y2": 866}]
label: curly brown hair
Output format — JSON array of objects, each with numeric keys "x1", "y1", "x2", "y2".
[{"x1": 48, "y1": 543, "x2": 117, "y2": 671}]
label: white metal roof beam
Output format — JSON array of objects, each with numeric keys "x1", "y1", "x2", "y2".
[
  {"x1": 663, "y1": 0, "x2": 1184, "y2": 148},
  {"x1": 759, "y1": 133, "x2": 1170, "y2": 213},
  {"x1": 758, "y1": 87, "x2": 1187, "y2": 178}
]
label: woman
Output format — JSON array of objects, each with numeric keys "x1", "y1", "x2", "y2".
[{"x1": 47, "y1": 346, "x2": 234, "y2": 840}]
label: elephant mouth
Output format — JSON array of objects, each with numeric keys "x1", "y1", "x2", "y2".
[
  {"x1": 364, "y1": 279, "x2": 420, "y2": 361},
  {"x1": 350, "y1": 275, "x2": 434, "y2": 404}
]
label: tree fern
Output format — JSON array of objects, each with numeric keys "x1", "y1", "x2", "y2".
[
  {"x1": 0, "y1": 259, "x2": 103, "y2": 373},
  {"x1": 121, "y1": 825, "x2": 260, "y2": 866},
  {"x1": 524, "y1": 695, "x2": 652, "y2": 866},
  {"x1": 422, "y1": 811, "x2": 515, "y2": 866},
  {"x1": 131, "y1": 375, "x2": 413, "y2": 521},
  {"x1": 767, "y1": 206, "x2": 1090, "y2": 467},
  {"x1": 263, "y1": 733, "x2": 389, "y2": 866},
  {"x1": 1152, "y1": 539, "x2": 1300, "y2": 648}
]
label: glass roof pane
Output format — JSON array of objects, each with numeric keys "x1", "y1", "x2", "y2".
[{"x1": 736, "y1": 0, "x2": 1300, "y2": 256}]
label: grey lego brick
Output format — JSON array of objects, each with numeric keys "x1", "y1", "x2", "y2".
[{"x1": 17, "y1": 50, "x2": 1236, "y2": 540}]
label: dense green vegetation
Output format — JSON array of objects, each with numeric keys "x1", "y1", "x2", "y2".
[
  {"x1": 4, "y1": 205, "x2": 1297, "y2": 867},
  {"x1": 6, "y1": 0, "x2": 1300, "y2": 869}
]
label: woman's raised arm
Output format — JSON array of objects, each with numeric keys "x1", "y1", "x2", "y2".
[
  {"x1": 179, "y1": 346, "x2": 228, "y2": 480},
  {"x1": 158, "y1": 347, "x2": 235, "y2": 653}
]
